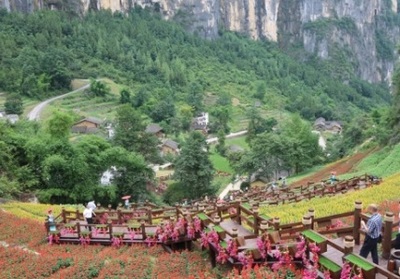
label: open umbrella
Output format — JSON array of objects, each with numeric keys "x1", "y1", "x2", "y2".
[{"x1": 121, "y1": 195, "x2": 131, "y2": 200}]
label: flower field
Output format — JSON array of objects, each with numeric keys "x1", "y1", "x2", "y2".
[
  {"x1": 0, "y1": 202, "x2": 79, "y2": 221},
  {"x1": 260, "y1": 173, "x2": 400, "y2": 224},
  {"x1": 2, "y1": 173, "x2": 400, "y2": 278},
  {"x1": 0, "y1": 210, "x2": 216, "y2": 279}
]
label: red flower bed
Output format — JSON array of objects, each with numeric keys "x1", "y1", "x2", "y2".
[{"x1": 0, "y1": 211, "x2": 212, "y2": 279}]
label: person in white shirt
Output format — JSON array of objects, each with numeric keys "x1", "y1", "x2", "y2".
[
  {"x1": 83, "y1": 205, "x2": 95, "y2": 231},
  {"x1": 87, "y1": 200, "x2": 96, "y2": 211}
]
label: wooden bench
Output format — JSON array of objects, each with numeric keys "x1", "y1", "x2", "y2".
[
  {"x1": 343, "y1": 253, "x2": 375, "y2": 279},
  {"x1": 319, "y1": 255, "x2": 341, "y2": 279},
  {"x1": 301, "y1": 230, "x2": 328, "y2": 253}
]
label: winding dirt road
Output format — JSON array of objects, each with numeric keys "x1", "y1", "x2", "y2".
[{"x1": 27, "y1": 84, "x2": 90, "y2": 121}]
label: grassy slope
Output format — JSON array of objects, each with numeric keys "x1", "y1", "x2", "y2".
[
  {"x1": 40, "y1": 78, "x2": 123, "y2": 122},
  {"x1": 339, "y1": 144, "x2": 400, "y2": 179}
]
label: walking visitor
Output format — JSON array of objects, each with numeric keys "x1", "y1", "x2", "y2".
[{"x1": 359, "y1": 204, "x2": 382, "y2": 264}]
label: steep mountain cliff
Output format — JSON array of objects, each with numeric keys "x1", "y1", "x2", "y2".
[{"x1": 1, "y1": 0, "x2": 399, "y2": 83}]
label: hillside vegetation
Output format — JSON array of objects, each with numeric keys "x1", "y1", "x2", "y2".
[
  {"x1": 340, "y1": 144, "x2": 400, "y2": 179},
  {"x1": 0, "y1": 8, "x2": 390, "y2": 131}
]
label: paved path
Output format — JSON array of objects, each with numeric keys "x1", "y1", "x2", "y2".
[
  {"x1": 27, "y1": 83, "x2": 90, "y2": 121},
  {"x1": 312, "y1": 130, "x2": 326, "y2": 150},
  {"x1": 218, "y1": 178, "x2": 244, "y2": 199},
  {"x1": 206, "y1": 130, "x2": 248, "y2": 144}
]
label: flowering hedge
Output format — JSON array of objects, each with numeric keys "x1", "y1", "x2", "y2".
[{"x1": 260, "y1": 173, "x2": 400, "y2": 224}]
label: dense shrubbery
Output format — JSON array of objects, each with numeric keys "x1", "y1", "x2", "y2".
[{"x1": 0, "y1": 112, "x2": 154, "y2": 204}]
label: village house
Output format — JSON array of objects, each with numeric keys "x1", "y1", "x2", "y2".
[
  {"x1": 145, "y1": 123, "x2": 164, "y2": 138},
  {"x1": 313, "y1": 117, "x2": 343, "y2": 134},
  {"x1": 192, "y1": 112, "x2": 209, "y2": 134},
  {"x1": 71, "y1": 117, "x2": 103, "y2": 134},
  {"x1": 160, "y1": 139, "x2": 180, "y2": 156}
]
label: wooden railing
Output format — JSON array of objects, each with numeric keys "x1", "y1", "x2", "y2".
[{"x1": 228, "y1": 174, "x2": 380, "y2": 206}]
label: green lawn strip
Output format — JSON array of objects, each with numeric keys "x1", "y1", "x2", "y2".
[
  {"x1": 242, "y1": 203, "x2": 251, "y2": 210},
  {"x1": 259, "y1": 214, "x2": 271, "y2": 220},
  {"x1": 318, "y1": 255, "x2": 341, "y2": 273},
  {"x1": 301, "y1": 230, "x2": 326, "y2": 244},
  {"x1": 210, "y1": 151, "x2": 233, "y2": 174},
  {"x1": 197, "y1": 213, "x2": 209, "y2": 221},
  {"x1": 213, "y1": 225, "x2": 225, "y2": 233},
  {"x1": 220, "y1": 240, "x2": 228, "y2": 248},
  {"x1": 344, "y1": 254, "x2": 375, "y2": 271}
]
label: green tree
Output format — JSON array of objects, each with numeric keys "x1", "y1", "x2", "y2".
[
  {"x1": 119, "y1": 88, "x2": 131, "y2": 104},
  {"x1": 132, "y1": 88, "x2": 149, "y2": 108},
  {"x1": 114, "y1": 105, "x2": 159, "y2": 162},
  {"x1": 254, "y1": 81, "x2": 266, "y2": 101},
  {"x1": 102, "y1": 147, "x2": 154, "y2": 201},
  {"x1": 215, "y1": 130, "x2": 226, "y2": 155},
  {"x1": 174, "y1": 132, "x2": 215, "y2": 199},
  {"x1": 150, "y1": 97, "x2": 176, "y2": 123},
  {"x1": 210, "y1": 106, "x2": 231, "y2": 133},
  {"x1": 89, "y1": 80, "x2": 110, "y2": 97},
  {"x1": 187, "y1": 82, "x2": 204, "y2": 113},
  {"x1": 280, "y1": 115, "x2": 322, "y2": 173},
  {"x1": 231, "y1": 133, "x2": 283, "y2": 179},
  {"x1": 47, "y1": 111, "x2": 73, "y2": 139},
  {"x1": 4, "y1": 94, "x2": 23, "y2": 115},
  {"x1": 246, "y1": 108, "x2": 277, "y2": 143}
]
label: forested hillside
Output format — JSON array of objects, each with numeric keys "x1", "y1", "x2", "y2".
[
  {"x1": 0, "y1": 8, "x2": 390, "y2": 127},
  {"x1": 0, "y1": 7, "x2": 396, "y2": 205}
]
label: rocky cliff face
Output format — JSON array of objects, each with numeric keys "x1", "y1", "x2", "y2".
[{"x1": 1, "y1": 0, "x2": 399, "y2": 83}]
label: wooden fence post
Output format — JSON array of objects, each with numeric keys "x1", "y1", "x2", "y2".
[
  {"x1": 175, "y1": 203, "x2": 180, "y2": 220},
  {"x1": 217, "y1": 203, "x2": 223, "y2": 218},
  {"x1": 382, "y1": 212, "x2": 394, "y2": 259},
  {"x1": 236, "y1": 201, "x2": 242, "y2": 225},
  {"x1": 61, "y1": 207, "x2": 66, "y2": 223},
  {"x1": 353, "y1": 201, "x2": 363, "y2": 245},
  {"x1": 302, "y1": 215, "x2": 312, "y2": 230},
  {"x1": 76, "y1": 221, "x2": 81, "y2": 236},
  {"x1": 308, "y1": 208, "x2": 315, "y2": 230},
  {"x1": 147, "y1": 209, "x2": 153, "y2": 225},
  {"x1": 260, "y1": 220, "x2": 269, "y2": 234},
  {"x1": 109, "y1": 223, "x2": 113, "y2": 240},
  {"x1": 273, "y1": 217, "x2": 280, "y2": 231},
  {"x1": 75, "y1": 208, "x2": 80, "y2": 221},
  {"x1": 141, "y1": 220, "x2": 146, "y2": 240},
  {"x1": 344, "y1": 235, "x2": 355, "y2": 255},
  {"x1": 117, "y1": 209, "x2": 122, "y2": 224},
  {"x1": 252, "y1": 205, "x2": 259, "y2": 235}
]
